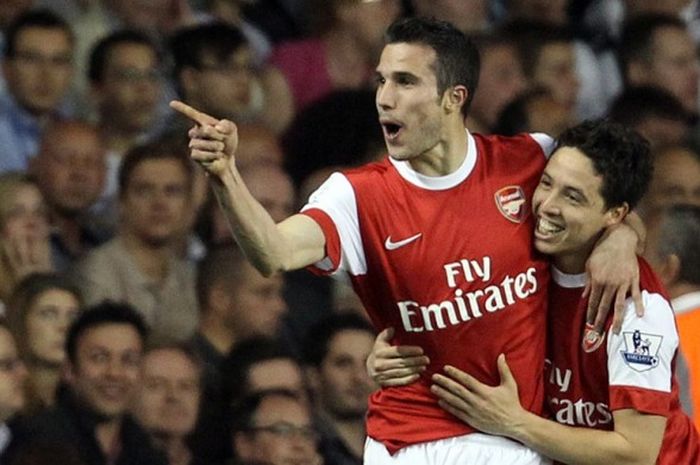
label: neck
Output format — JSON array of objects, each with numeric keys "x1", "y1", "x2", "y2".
[
  {"x1": 408, "y1": 121, "x2": 468, "y2": 176},
  {"x1": 95, "y1": 417, "x2": 123, "y2": 456},
  {"x1": 320, "y1": 410, "x2": 365, "y2": 459},
  {"x1": 153, "y1": 433, "x2": 191, "y2": 465},
  {"x1": 119, "y1": 233, "x2": 172, "y2": 281},
  {"x1": 199, "y1": 314, "x2": 237, "y2": 355},
  {"x1": 669, "y1": 282, "x2": 700, "y2": 300},
  {"x1": 29, "y1": 364, "x2": 62, "y2": 407},
  {"x1": 50, "y1": 210, "x2": 86, "y2": 256}
]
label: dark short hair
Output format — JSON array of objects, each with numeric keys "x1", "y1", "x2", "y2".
[
  {"x1": 618, "y1": 13, "x2": 688, "y2": 83},
  {"x1": 65, "y1": 301, "x2": 148, "y2": 365},
  {"x1": 220, "y1": 337, "x2": 300, "y2": 407},
  {"x1": 499, "y1": 20, "x2": 574, "y2": 80},
  {"x1": 88, "y1": 29, "x2": 160, "y2": 83},
  {"x1": 229, "y1": 388, "x2": 304, "y2": 433},
  {"x1": 608, "y1": 85, "x2": 692, "y2": 127},
  {"x1": 653, "y1": 204, "x2": 700, "y2": 285},
  {"x1": 554, "y1": 119, "x2": 653, "y2": 210},
  {"x1": 384, "y1": 16, "x2": 480, "y2": 116},
  {"x1": 3, "y1": 9, "x2": 73, "y2": 58},
  {"x1": 302, "y1": 313, "x2": 374, "y2": 367},
  {"x1": 117, "y1": 137, "x2": 193, "y2": 197},
  {"x1": 169, "y1": 22, "x2": 247, "y2": 87},
  {"x1": 196, "y1": 244, "x2": 247, "y2": 308}
]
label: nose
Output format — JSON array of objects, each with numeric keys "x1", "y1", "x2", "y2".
[{"x1": 376, "y1": 82, "x2": 395, "y2": 110}]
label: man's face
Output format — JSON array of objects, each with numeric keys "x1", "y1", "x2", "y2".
[
  {"x1": 3, "y1": 26, "x2": 73, "y2": 116},
  {"x1": 120, "y1": 158, "x2": 191, "y2": 247},
  {"x1": 316, "y1": 329, "x2": 375, "y2": 418},
  {"x1": 26, "y1": 288, "x2": 80, "y2": 366},
  {"x1": 533, "y1": 42, "x2": 579, "y2": 111},
  {"x1": 132, "y1": 348, "x2": 200, "y2": 437},
  {"x1": 247, "y1": 358, "x2": 308, "y2": 404},
  {"x1": 412, "y1": 0, "x2": 488, "y2": 33},
  {"x1": 532, "y1": 148, "x2": 619, "y2": 272},
  {"x1": 235, "y1": 395, "x2": 319, "y2": 465},
  {"x1": 0, "y1": 183, "x2": 49, "y2": 242},
  {"x1": 0, "y1": 328, "x2": 26, "y2": 422},
  {"x1": 470, "y1": 43, "x2": 526, "y2": 128},
  {"x1": 642, "y1": 147, "x2": 700, "y2": 212},
  {"x1": 634, "y1": 116, "x2": 688, "y2": 151},
  {"x1": 643, "y1": 26, "x2": 699, "y2": 112},
  {"x1": 94, "y1": 43, "x2": 161, "y2": 134},
  {"x1": 67, "y1": 323, "x2": 143, "y2": 418},
  {"x1": 375, "y1": 43, "x2": 448, "y2": 161},
  {"x1": 186, "y1": 47, "x2": 254, "y2": 119},
  {"x1": 243, "y1": 165, "x2": 294, "y2": 223},
  {"x1": 224, "y1": 262, "x2": 287, "y2": 338},
  {"x1": 35, "y1": 126, "x2": 106, "y2": 215},
  {"x1": 342, "y1": 0, "x2": 400, "y2": 56}
]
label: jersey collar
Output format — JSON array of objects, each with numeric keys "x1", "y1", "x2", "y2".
[{"x1": 551, "y1": 266, "x2": 587, "y2": 288}]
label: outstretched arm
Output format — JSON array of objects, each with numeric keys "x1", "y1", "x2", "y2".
[
  {"x1": 431, "y1": 356, "x2": 665, "y2": 465},
  {"x1": 170, "y1": 101, "x2": 325, "y2": 275}
]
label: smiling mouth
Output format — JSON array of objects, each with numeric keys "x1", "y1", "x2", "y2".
[{"x1": 536, "y1": 217, "x2": 564, "y2": 238}]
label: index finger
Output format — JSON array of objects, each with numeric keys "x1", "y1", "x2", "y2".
[{"x1": 170, "y1": 100, "x2": 218, "y2": 126}]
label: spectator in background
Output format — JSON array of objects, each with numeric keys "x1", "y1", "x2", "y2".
[
  {"x1": 229, "y1": 389, "x2": 322, "y2": 465},
  {"x1": 0, "y1": 9, "x2": 74, "y2": 172},
  {"x1": 72, "y1": 140, "x2": 199, "y2": 344},
  {"x1": 0, "y1": 0, "x2": 34, "y2": 96},
  {"x1": 619, "y1": 13, "x2": 700, "y2": 115},
  {"x1": 170, "y1": 22, "x2": 293, "y2": 134},
  {"x1": 131, "y1": 344, "x2": 207, "y2": 465},
  {"x1": 30, "y1": 120, "x2": 108, "y2": 270},
  {"x1": 7, "y1": 301, "x2": 167, "y2": 465},
  {"x1": 87, "y1": 30, "x2": 164, "y2": 230},
  {"x1": 644, "y1": 205, "x2": 700, "y2": 431},
  {"x1": 0, "y1": 320, "x2": 27, "y2": 460},
  {"x1": 303, "y1": 313, "x2": 376, "y2": 465},
  {"x1": 465, "y1": 34, "x2": 527, "y2": 134},
  {"x1": 0, "y1": 174, "x2": 52, "y2": 307},
  {"x1": 411, "y1": 0, "x2": 489, "y2": 34},
  {"x1": 607, "y1": 85, "x2": 692, "y2": 150},
  {"x1": 493, "y1": 88, "x2": 572, "y2": 137},
  {"x1": 6, "y1": 273, "x2": 81, "y2": 413},
  {"x1": 639, "y1": 144, "x2": 700, "y2": 216},
  {"x1": 269, "y1": 0, "x2": 400, "y2": 112}
]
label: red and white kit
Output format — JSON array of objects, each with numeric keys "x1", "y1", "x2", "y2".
[
  {"x1": 301, "y1": 131, "x2": 553, "y2": 452},
  {"x1": 546, "y1": 259, "x2": 700, "y2": 464}
]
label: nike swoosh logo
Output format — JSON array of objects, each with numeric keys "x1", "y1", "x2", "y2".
[{"x1": 384, "y1": 233, "x2": 422, "y2": 250}]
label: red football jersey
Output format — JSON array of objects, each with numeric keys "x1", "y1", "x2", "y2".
[
  {"x1": 546, "y1": 259, "x2": 700, "y2": 464},
  {"x1": 301, "y1": 132, "x2": 553, "y2": 452}
]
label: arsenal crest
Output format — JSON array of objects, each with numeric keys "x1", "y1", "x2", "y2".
[
  {"x1": 582, "y1": 323, "x2": 605, "y2": 353},
  {"x1": 495, "y1": 186, "x2": 527, "y2": 223}
]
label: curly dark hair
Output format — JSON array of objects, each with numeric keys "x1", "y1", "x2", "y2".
[{"x1": 554, "y1": 119, "x2": 653, "y2": 210}]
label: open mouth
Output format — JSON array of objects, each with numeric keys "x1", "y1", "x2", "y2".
[
  {"x1": 381, "y1": 120, "x2": 403, "y2": 141},
  {"x1": 536, "y1": 217, "x2": 564, "y2": 238}
]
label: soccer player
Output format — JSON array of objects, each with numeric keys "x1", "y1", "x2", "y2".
[
  {"x1": 372, "y1": 120, "x2": 700, "y2": 464},
  {"x1": 172, "y1": 16, "x2": 640, "y2": 465}
]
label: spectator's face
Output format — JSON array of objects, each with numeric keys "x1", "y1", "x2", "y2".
[
  {"x1": 93, "y1": 43, "x2": 162, "y2": 135},
  {"x1": 132, "y1": 348, "x2": 201, "y2": 437},
  {"x1": 67, "y1": 323, "x2": 142, "y2": 419},
  {"x1": 470, "y1": 43, "x2": 526, "y2": 128},
  {"x1": 314, "y1": 329, "x2": 375, "y2": 418},
  {"x1": 120, "y1": 158, "x2": 191, "y2": 247},
  {"x1": 234, "y1": 395, "x2": 319, "y2": 465},
  {"x1": 224, "y1": 262, "x2": 287, "y2": 338},
  {"x1": 26, "y1": 288, "x2": 79, "y2": 366},
  {"x1": 532, "y1": 147, "x2": 623, "y2": 271},
  {"x1": 412, "y1": 0, "x2": 488, "y2": 33},
  {"x1": 642, "y1": 147, "x2": 700, "y2": 212},
  {"x1": 533, "y1": 42, "x2": 579, "y2": 111},
  {"x1": 35, "y1": 126, "x2": 106, "y2": 215},
  {"x1": 0, "y1": 327, "x2": 27, "y2": 422},
  {"x1": 243, "y1": 165, "x2": 294, "y2": 223},
  {"x1": 2, "y1": 26, "x2": 73, "y2": 116},
  {"x1": 0, "y1": 183, "x2": 49, "y2": 243},
  {"x1": 247, "y1": 358, "x2": 308, "y2": 405},
  {"x1": 634, "y1": 116, "x2": 688, "y2": 151},
  {"x1": 186, "y1": 47, "x2": 254, "y2": 119},
  {"x1": 341, "y1": 0, "x2": 400, "y2": 56},
  {"x1": 634, "y1": 26, "x2": 699, "y2": 112}
]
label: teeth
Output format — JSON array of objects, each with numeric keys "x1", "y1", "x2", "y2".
[{"x1": 537, "y1": 218, "x2": 563, "y2": 234}]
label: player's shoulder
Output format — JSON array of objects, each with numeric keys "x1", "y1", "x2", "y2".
[{"x1": 474, "y1": 132, "x2": 555, "y2": 160}]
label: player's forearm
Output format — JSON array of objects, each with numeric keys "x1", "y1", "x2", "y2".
[
  {"x1": 211, "y1": 167, "x2": 292, "y2": 276},
  {"x1": 510, "y1": 412, "x2": 655, "y2": 465}
]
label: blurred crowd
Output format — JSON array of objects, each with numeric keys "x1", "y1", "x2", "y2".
[{"x1": 0, "y1": 0, "x2": 699, "y2": 464}]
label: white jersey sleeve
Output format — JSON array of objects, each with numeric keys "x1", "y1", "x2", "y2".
[
  {"x1": 529, "y1": 133, "x2": 556, "y2": 159},
  {"x1": 607, "y1": 290, "x2": 679, "y2": 393},
  {"x1": 301, "y1": 172, "x2": 367, "y2": 276}
]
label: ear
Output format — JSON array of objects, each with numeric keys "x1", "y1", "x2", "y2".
[
  {"x1": 605, "y1": 202, "x2": 629, "y2": 227},
  {"x1": 444, "y1": 85, "x2": 468, "y2": 114},
  {"x1": 63, "y1": 360, "x2": 77, "y2": 385}
]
